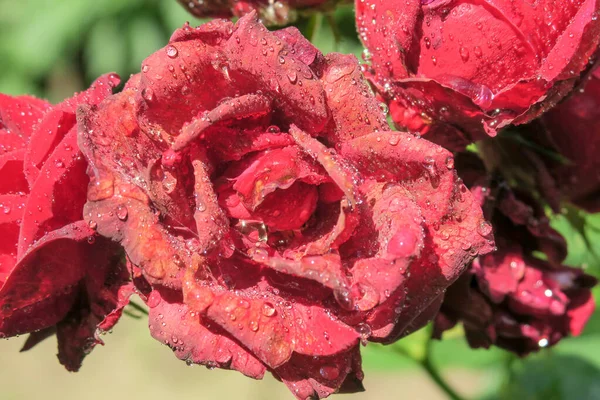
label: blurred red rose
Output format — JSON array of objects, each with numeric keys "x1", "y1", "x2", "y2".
[
  {"x1": 0, "y1": 75, "x2": 131, "y2": 371},
  {"x1": 434, "y1": 154, "x2": 596, "y2": 355},
  {"x1": 178, "y1": 0, "x2": 338, "y2": 25},
  {"x1": 356, "y1": 0, "x2": 600, "y2": 150},
  {"x1": 78, "y1": 14, "x2": 493, "y2": 398}
]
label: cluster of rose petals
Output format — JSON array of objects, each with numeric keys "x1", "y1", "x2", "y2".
[
  {"x1": 470, "y1": 68, "x2": 600, "y2": 214},
  {"x1": 0, "y1": 75, "x2": 130, "y2": 371},
  {"x1": 356, "y1": 0, "x2": 600, "y2": 150},
  {"x1": 76, "y1": 13, "x2": 492, "y2": 398},
  {"x1": 536, "y1": 68, "x2": 600, "y2": 212},
  {"x1": 433, "y1": 154, "x2": 597, "y2": 355},
  {"x1": 178, "y1": 0, "x2": 336, "y2": 25}
]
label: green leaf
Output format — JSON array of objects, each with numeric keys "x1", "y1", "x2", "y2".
[
  {"x1": 499, "y1": 354, "x2": 600, "y2": 400},
  {"x1": 301, "y1": 5, "x2": 364, "y2": 59}
]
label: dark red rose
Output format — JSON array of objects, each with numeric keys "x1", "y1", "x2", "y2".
[
  {"x1": 434, "y1": 154, "x2": 596, "y2": 355},
  {"x1": 472, "y1": 68, "x2": 600, "y2": 213},
  {"x1": 178, "y1": 0, "x2": 338, "y2": 25},
  {"x1": 537, "y1": 69, "x2": 600, "y2": 212},
  {"x1": 356, "y1": 0, "x2": 600, "y2": 150},
  {"x1": 0, "y1": 75, "x2": 131, "y2": 371},
  {"x1": 77, "y1": 14, "x2": 493, "y2": 398}
]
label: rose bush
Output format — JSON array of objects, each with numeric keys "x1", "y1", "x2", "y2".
[
  {"x1": 178, "y1": 0, "x2": 339, "y2": 25},
  {"x1": 433, "y1": 154, "x2": 596, "y2": 355},
  {"x1": 75, "y1": 13, "x2": 493, "y2": 398},
  {"x1": 0, "y1": 74, "x2": 130, "y2": 371},
  {"x1": 356, "y1": 0, "x2": 600, "y2": 150}
]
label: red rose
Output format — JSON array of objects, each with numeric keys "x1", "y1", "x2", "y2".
[
  {"x1": 356, "y1": 0, "x2": 600, "y2": 149},
  {"x1": 537, "y1": 69, "x2": 600, "y2": 212},
  {"x1": 472, "y1": 68, "x2": 600, "y2": 213},
  {"x1": 0, "y1": 75, "x2": 131, "y2": 371},
  {"x1": 434, "y1": 154, "x2": 596, "y2": 355},
  {"x1": 78, "y1": 14, "x2": 493, "y2": 398},
  {"x1": 178, "y1": 0, "x2": 336, "y2": 25}
]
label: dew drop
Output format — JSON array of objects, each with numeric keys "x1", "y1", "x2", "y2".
[
  {"x1": 477, "y1": 221, "x2": 493, "y2": 237},
  {"x1": 262, "y1": 302, "x2": 276, "y2": 317},
  {"x1": 387, "y1": 229, "x2": 418, "y2": 258},
  {"x1": 445, "y1": 156, "x2": 454, "y2": 169},
  {"x1": 166, "y1": 45, "x2": 178, "y2": 58},
  {"x1": 142, "y1": 88, "x2": 154, "y2": 102},
  {"x1": 287, "y1": 71, "x2": 297, "y2": 84},
  {"x1": 147, "y1": 291, "x2": 162, "y2": 308},
  {"x1": 333, "y1": 287, "x2": 355, "y2": 311},
  {"x1": 459, "y1": 47, "x2": 470, "y2": 62},
  {"x1": 355, "y1": 322, "x2": 372, "y2": 345},
  {"x1": 116, "y1": 205, "x2": 128, "y2": 221},
  {"x1": 267, "y1": 125, "x2": 281, "y2": 134},
  {"x1": 319, "y1": 365, "x2": 340, "y2": 380}
]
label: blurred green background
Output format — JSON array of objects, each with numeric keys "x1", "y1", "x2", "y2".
[{"x1": 1, "y1": 1, "x2": 600, "y2": 399}]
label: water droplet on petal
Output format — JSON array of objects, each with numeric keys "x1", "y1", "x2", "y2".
[
  {"x1": 319, "y1": 365, "x2": 340, "y2": 380},
  {"x1": 262, "y1": 302, "x2": 276, "y2": 317},
  {"x1": 445, "y1": 156, "x2": 454, "y2": 169},
  {"x1": 459, "y1": 47, "x2": 470, "y2": 62},
  {"x1": 147, "y1": 291, "x2": 162, "y2": 308},
  {"x1": 166, "y1": 45, "x2": 178, "y2": 58},
  {"x1": 142, "y1": 88, "x2": 154, "y2": 102},
  {"x1": 477, "y1": 221, "x2": 493, "y2": 237},
  {"x1": 388, "y1": 229, "x2": 418, "y2": 258},
  {"x1": 333, "y1": 287, "x2": 355, "y2": 311},
  {"x1": 287, "y1": 71, "x2": 297, "y2": 84},
  {"x1": 355, "y1": 322, "x2": 372, "y2": 345},
  {"x1": 116, "y1": 205, "x2": 128, "y2": 221}
]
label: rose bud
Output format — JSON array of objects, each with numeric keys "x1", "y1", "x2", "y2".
[
  {"x1": 0, "y1": 75, "x2": 131, "y2": 371},
  {"x1": 76, "y1": 14, "x2": 493, "y2": 398},
  {"x1": 434, "y1": 154, "x2": 596, "y2": 355},
  {"x1": 356, "y1": 0, "x2": 600, "y2": 150},
  {"x1": 178, "y1": 0, "x2": 337, "y2": 26}
]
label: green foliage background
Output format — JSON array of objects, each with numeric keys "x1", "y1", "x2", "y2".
[{"x1": 1, "y1": 1, "x2": 599, "y2": 399}]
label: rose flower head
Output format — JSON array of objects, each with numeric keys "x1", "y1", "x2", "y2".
[
  {"x1": 178, "y1": 0, "x2": 340, "y2": 26},
  {"x1": 77, "y1": 13, "x2": 493, "y2": 399},
  {"x1": 434, "y1": 153, "x2": 596, "y2": 355},
  {"x1": 536, "y1": 68, "x2": 600, "y2": 212},
  {"x1": 472, "y1": 68, "x2": 600, "y2": 213},
  {"x1": 0, "y1": 75, "x2": 131, "y2": 371},
  {"x1": 356, "y1": 0, "x2": 600, "y2": 150}
]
